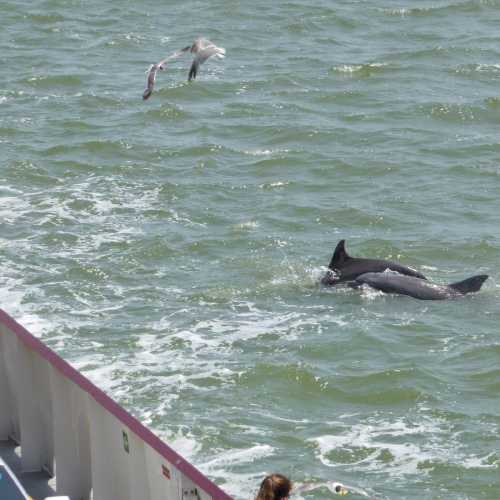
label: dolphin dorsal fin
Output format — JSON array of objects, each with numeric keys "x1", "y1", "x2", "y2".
[{"x1": 328, "y1": 239, "x2": 350, "y2": 269}]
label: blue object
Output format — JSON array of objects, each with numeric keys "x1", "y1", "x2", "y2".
[{"x1": 0, "y1": 465, "x2": 27, "y2": 500}]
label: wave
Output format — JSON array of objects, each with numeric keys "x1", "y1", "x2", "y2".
[
  {"x1": 423, "y1": 102, "x2": 478, "y2": 123},
  {"x1": 136, "y1": 103, "x2": 190, "y2": 121},
  {"x1": 105, "y1": 32, "x2": 147, "y2": 47},
  {"x1": 309, "y1": 411, "x2": 496, "y2": 477},
  {"x1": 40, "y1": 139, "x2": 134, "y2": 158},
  {"x1": 26, "y1": 12, "x2": 66, "y2": 23},
  {"x1": 331, "y1": 63, "x2": 389, "y2": 77},
  {"x1": 455, "y1": 63, "x2": 500, "y2": 77},
  {"x1": 382, "y1": 1, "x2": 493, "y2": 17},
  {"x1": 22, "y1": 74, "x2": 83, "y2": 88},
  {"x1": 485, "y1": 96, "x2": 500, "y2": 108}
]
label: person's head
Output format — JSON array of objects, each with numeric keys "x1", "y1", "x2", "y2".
[{"x1": 256, "y1": 473, "x2": 292, "y2": 500}]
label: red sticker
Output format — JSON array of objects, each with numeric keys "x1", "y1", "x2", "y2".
[{"x1": 162, "y1": 465, "x2": 171, "y2": 479}]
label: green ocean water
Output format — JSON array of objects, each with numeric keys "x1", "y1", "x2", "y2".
[{"x1": 1, "y1": 0, "x2": 500, "y2": 498}]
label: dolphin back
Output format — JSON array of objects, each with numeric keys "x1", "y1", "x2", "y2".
[
  {"x1": 355, "y1": 272, "x2": 444, "y2": 299},
  {"x1": 323, "y1": 239, "x2": 426, "y2": 285},
  {"x1": 448, "y1": 274, "x2": 489, "y2": 295}
]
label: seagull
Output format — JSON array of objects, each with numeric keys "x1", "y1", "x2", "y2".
[
  {"x1": 187, "y1": 37, "x2": 226, "y2": 81},
  {"x1": 142, "y1": 38, "x2": 225, "y2": 99}
]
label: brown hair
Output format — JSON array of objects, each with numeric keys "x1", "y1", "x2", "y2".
[{"x1": 256, "y1": 474, "x2": 292, "y2": 500}]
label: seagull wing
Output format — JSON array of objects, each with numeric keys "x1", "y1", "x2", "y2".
[
  {"x1": 325, "y1": 481, "x2": 372, "y2": 498},
  {"x1": 142, "y1": 46, "x2": 190, "y2": 100},
  {"x1": 293, "y1": 483, "x2": 318, "y2": 494},
  {"x1": 143, "y1": 64, "x2": 159, "y2": 100},
  {"x1": 157, "y1": 45, "x2": 191, "y2": 68}
]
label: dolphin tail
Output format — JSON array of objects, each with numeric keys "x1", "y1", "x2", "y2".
[
  {"x1": 449, "y1": 274, "x2": 489, "y2": 295},
  {"x1": 328, "y1": 239, "x2": 350, "y2": 269}
]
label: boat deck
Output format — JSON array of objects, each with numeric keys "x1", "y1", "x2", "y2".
[{"x1": 0, "y1": 439, "x2": 57, "y2": 499}]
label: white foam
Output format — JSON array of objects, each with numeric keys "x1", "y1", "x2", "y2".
[
  {"x1": 234, "y1": 220, "x2": 259, "y2": 230},
  {"x1": 0, "y1": 196, "x2": 32, "y2": 223},
  {"x1": 335, "y1": 64, "x2": 363, "y2": 73},
  {"x1": 161, "y1": 429, "x2": 202, "y2": 461},
  {"x1": 309, "y1": 414, "x2": 495, "y2": 477},
  {"x1": 203, "y1": 444, "x2": 274, "y2": 469},
  {"x1": 236, "y1": 83, "x2": 248, "y2": 95},
  {"x1": 243, "y1": 148, "x2": 289, "y2": 156},
  {"x1": 387, "y1": 8, "x2": 409, "y2": 16},
  {"x1": 473, "y1": 63, "x2": 500, "y2": 72},
  {"x1": 195, "y1": 445, "x2": 276, "y2": 499},
  {"x1": 188, "y1": 309, "x2": 308, "y2": 345},
  {"x1": 334, "y1": 63, "x2": 387, "y2": 74},
  {"x1": 210, "y1": 470, "x2": 264, "y2": 500},
  {"x1": 461, "y1": 453, "x2": 497, "y2": 469},
  {"x1": 92, "y1": 198, "x2": 115, "y2": 215},
  {"x1": 259, "y1": 181, "x2": 289, "y2": 189},
  {"x1": 0, "y1": 270, "x2": 51, "y2": 338},
  {"x1": 360, "y1": 285, "x2": 386, "y2": 300}
]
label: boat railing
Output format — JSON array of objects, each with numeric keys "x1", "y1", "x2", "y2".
[{"x1": 0, "y1": 309, "x2": 232, "y2": 500}]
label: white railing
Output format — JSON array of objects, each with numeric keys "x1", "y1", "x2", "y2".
[{"x1": 0, "y1": 309, "x2": 232, "y2": 500}]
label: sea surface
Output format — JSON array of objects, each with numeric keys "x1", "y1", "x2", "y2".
[{"x1": 1, "y1": 1, "x2": 500, "y2": 498}]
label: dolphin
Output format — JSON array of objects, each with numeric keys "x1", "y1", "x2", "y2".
[
  {"x1": 322, "y1": 239, "x2": 426, "y2": 286},
  {"x1": 355, "y1": 271, "x2": 489, "y2": 300}
]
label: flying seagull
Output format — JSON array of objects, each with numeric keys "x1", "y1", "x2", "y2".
[
  {"x1": 187, "y1": 37, "x2": 226, "y2": 81},
  {"x1": 142, "y1": 38, "x2": 225, "y2": 100}
]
